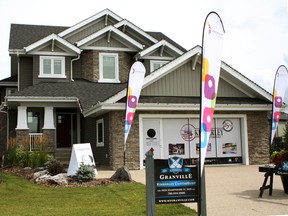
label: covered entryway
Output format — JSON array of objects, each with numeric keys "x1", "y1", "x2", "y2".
[{"x1": 56, "y1": 109, "x2": 79, "y2": 148}]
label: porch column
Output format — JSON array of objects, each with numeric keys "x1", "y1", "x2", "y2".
[
  {"x1": 43, "y1": 106, "x2": 55, "y2": 129},
  {"x1": 16, "y1": 106, "x2": 28, "y2": 129}
]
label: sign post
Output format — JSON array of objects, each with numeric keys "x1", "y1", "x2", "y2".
[{"x1": 145, "y1": 148, "x2": 155, "y2": 216}]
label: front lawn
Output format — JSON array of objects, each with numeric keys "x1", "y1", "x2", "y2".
[{"x1": 0, "y1": 171, "x2": 197, "y2": 216}]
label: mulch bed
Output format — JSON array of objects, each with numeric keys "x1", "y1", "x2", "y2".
[{"x1": 0, "y1": 166, "x2": 126, "y2": 188}]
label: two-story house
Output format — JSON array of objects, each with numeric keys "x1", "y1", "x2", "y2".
[{"x1": 0, "y1": 9, "x2": 272, "y2": 170}]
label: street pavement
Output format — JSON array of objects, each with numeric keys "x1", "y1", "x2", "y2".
[{"x1": 97, "y1": 165, "x2": 288, "y2": 216}]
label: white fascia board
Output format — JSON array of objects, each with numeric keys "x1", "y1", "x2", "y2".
[
  {"x1": 9, "y1": 49, "x2": 26, "y2": 55},
  {"x1": 76, "y1": 25, "x2": 143, "y2": 50},
  {"x1": 221, "y1": 61, "x2": 272, "y2": 102},
  {"x1": 0, "y1": 82, "x2": 18, "y2": 87},
  {"x1": 114, "y1": 19, "x2": 158, "y2": 44},
  {"x1": 6, "y1": 96, "x2": 78, "y2": 103},
  {"x1": 25, "y1": 33, "x2": 81, "y2": 54},
  {"x1": 137, "y1": 40, "x2": 184, "y2": 58},
  {"x1": 83, "y1": 102, "x2": 271, "y2": 117},
  {"x1": 59, "y1": 9, "x2": 123, "y2": 37}
]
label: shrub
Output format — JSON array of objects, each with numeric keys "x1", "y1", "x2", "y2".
[
  {"x1": 5, "y1": 136, "x2": 51, "y2": 168},
  {"x1": 47, "y1": 160, "x2": 64, "y2": 176},
  {"x1": 75, "y1": 163, "x2": 95, "y2": 182}
]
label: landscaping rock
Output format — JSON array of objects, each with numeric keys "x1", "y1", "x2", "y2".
[
  {"x1": 110, "y1": 166, "x2": 132, "y2": 182},
  {"x1": 35, "y1": 174, "x2": 52, "y2": 184},
  {"x1": 51, "y1": 173, "x2": 68, "y2": 185},
  {"x1": 33, "y1": 170, "x2": 49, "y2": 180}
]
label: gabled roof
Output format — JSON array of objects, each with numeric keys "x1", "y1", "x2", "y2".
[
  {"x1": 76, "y1": 25, "x2": 144, "y2": 51},
  {"x1": 94, "y1": 45, "x2": 272, "y2": 109},
  {"x1": 58, "y1": 9, "x2": 123, "y2": 38},
  {"x1": 114, "y1": 19, "x2": 158, "y2": 44},
  {"x1": 135, "y1": 39, "x2": 184, "y2": 60},
  {"x1": 25, "y1": 33, "x2": 81, "y2": 55},
  {"x1": 9, "y1": 24, "x2": 68, "y2": 51}
]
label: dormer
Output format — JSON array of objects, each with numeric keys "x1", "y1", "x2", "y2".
[{"x1": 135, "y1": 40, "x2": 184, "y2": 73}]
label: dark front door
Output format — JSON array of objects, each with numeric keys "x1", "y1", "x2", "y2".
[{"x1": 56, "y1": 114, "x2": 72, "y2": 148}]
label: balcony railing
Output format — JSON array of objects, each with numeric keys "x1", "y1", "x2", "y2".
[{"x1": 29, "y1": 133, "x2": 43, "y2": 151}]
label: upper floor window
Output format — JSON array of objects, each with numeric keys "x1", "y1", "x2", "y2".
[
  {"x1": 150, "y1": 60, "x2": 168, "y2": 72},
  {"x1": 99, "y1": 53, "x2": 119, "y2": 83},
  {"x1": 6, "y1": 88, "x2": 17, "y2": 96},
  {"x1": 39, "y1": 56, "x2": 66, "y2": 78}
]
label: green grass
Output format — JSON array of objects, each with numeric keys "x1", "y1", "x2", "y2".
[{"x1": 0, "y1": 171, "x2": 197, "y2": 216}]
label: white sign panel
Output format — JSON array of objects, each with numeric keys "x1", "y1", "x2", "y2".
[
  {"x1": 67, "y1": 143, "x2": 97, "y2": 176},
  {"x1": 143, "y1": 119, "x2": 161, "y2": 159}
]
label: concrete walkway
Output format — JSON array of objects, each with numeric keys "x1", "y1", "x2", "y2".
[{"x1": 97, "y1": 165, "x2": 288, "y2": 216}]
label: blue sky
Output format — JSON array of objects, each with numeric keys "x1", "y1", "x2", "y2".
[{"x1": 0, "y1": 0, "x2": 287, "y2": 94}]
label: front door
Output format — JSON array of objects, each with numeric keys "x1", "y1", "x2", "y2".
[{"x1": 56, "y1": 114, "x2": 72, "y2": 148}]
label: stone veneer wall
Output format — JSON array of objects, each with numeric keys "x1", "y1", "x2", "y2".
[
  {"x1": 246, "y1": 111, "x2": 270, "y2": 164},
  {"x1": 42, "y1": 129, "x2": 56, "y2": 153},
  {"x1": 108, "y1": 110, "x2": 270, "y2": 170},
  {"x1": 15, "y1": 129, "x2": 29, "y2": 147},
  {"x1": 81, "y1": 50, "x2": 133, "y2": 83}
]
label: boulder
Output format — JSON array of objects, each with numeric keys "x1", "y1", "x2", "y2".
[
  {"x1": 110, "y1": 166, "x2": 132, "y2": 182},
  {"x1": 51, "y1": 173, "x2": 68, "y2": 185},
  {"x1": 33, "y1": 170, "x2": 49, "y2": 180}
]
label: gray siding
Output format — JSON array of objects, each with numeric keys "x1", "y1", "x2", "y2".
[
  {"x1": 142, "y1": 63, "x2": 248, "y2": 97},
  {"x1": 82, "y1": 114, "x2": 110, "y2": 166},
  {"x1": 65, "y1": 18, "x2": 118, "y2": 44},
  {"x1": 32, "y1": 56, "x2": 71, "y2": 85},
  {"x1": 19, "y1": 57, "x2": 33, "y2": 91}
]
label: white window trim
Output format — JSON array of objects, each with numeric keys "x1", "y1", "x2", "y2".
[
  {"x1": 39, "y1": 56, "x2": 66, "y2": 78},
  {"x1": 99, "y1": 53, "x2": 119, "y2": 83},
  {"x1": 150, "y1": 60, "x2": 168, "y2": 72},
  {"x1": 96, "y1": 118, "x2": 104, "y2": 147},
  {"x1": 6, "y1": 87, "x2": 17, "y2": 96}
]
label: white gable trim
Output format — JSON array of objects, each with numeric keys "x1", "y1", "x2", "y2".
[
  {"x1": 76, "y1": 25, "x2": 143, "y2": 50},
  {"x1": 136, "y1": 40, "x2": 184, "y2": 59},
  {"x1": 25, "y1": 33, "x2": 81, "y2": 54},
  {"x1": 58, "y1": 9, "x2": 123, "y2": 38},
  {"x1": 114, "y1": 19, "x2": 158, "y2": 44},
  {"x1": 221, "y1": 62, "x2": 272, "y2": 101}
]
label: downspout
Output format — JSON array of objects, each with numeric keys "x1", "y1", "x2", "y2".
[
  {"x1": 17, "y1": 51, "x2": 20, "y2": 91},
  {"x1": 70, "y1": 55, "x2": 80, "y2": 82},
  {"x1": 0, "y1": 98, "x2": 9, "y2": 152}
]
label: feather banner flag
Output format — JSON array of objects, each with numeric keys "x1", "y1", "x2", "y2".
[
  {"x1": 124, "y1": 61, "x2": 146, "y2": 151},
  {"x1": 200, "y1": 12, "x2": 224, "y2": 175},
  {"x1": 270, "y1": 65, "x2": 288, "y2": 145}
]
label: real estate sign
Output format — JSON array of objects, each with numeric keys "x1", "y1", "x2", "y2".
[
  {"x1": 67, "y1": 143, "x2": 96, "y2": 176},
  {"x1": 154, "y1": 157, "x2": 198, "y2": 204}
]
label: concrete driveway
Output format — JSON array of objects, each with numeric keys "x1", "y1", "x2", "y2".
[{"x1": 98, "y1": 165, "x2": 288, "y2": 216}]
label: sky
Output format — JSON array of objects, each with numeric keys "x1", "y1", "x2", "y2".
[{"x1": 0, "y1": 0, "x2": 288, "y2": 95}]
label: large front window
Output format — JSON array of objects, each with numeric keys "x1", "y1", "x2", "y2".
[
  {"x1": 27, "y1": 111, "x2": 40, "y2": 133},
  {"x1": 99, "y1": 53, "x2": 119, "y2": 83},
  {"x1": 39, "y1": 56, "x2": 66, "y2": 78}
]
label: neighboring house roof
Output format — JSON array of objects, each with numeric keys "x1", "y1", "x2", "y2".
[{"x1": 7, "y1": 79, "x2": 126, "y2": 111}]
